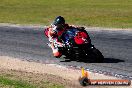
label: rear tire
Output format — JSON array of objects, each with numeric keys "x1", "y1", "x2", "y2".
[{"x1": 88, "y1": 48, "x2": 104, "y2": 63}]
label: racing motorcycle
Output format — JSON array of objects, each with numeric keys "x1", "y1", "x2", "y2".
[{"x1": 44, "y1": 27, "x2": 104, "y2": 62}]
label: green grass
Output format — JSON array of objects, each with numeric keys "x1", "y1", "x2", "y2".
[
  {"x1": 0, "y1": 76, "x2": 64, "y2": 88},
  {"x1": 0, "y1": 76, "x2": 36, "y2": 88},
  {"x1": 0, "y1": 0, "x2": 132, "y2": 28}
]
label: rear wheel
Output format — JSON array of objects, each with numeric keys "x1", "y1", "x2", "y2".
[{"x1": 87, "y1": 48, "x2": 104, "y2": 63}]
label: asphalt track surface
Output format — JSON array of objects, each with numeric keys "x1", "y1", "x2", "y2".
[{"x1": 0, "y1": 25, "x2": 132, "y2": 79}]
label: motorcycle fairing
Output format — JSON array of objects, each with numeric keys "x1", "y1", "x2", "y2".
[
  {"x1": 61, "y1": 28, "x2": 89, "y2": 45},
  {"x1": 74, "y1": 31, "x2": 89, "y2": 44},
  {"x1": 61, "y1": 28, "x2": 78, "y2": 45}
]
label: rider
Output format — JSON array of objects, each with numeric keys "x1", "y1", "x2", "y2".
[
  {"x1": 46, "y1": 16, "x2": 74, "y2": 58},
  {"x1": 46, "y1": 16, "x2": 86, "y2": 58}
]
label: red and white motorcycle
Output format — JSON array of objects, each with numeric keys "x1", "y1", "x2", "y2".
[{"x1": 44, "y1": 27, "x2": 104, "y2": 62}]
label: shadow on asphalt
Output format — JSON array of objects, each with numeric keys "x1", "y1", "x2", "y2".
[
  {"x1": 60, "y1": 57, "x2": 125, "y2": 63},
  {"x1": 103, "y1": 58, "x2": 125, "y2": 63}
]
